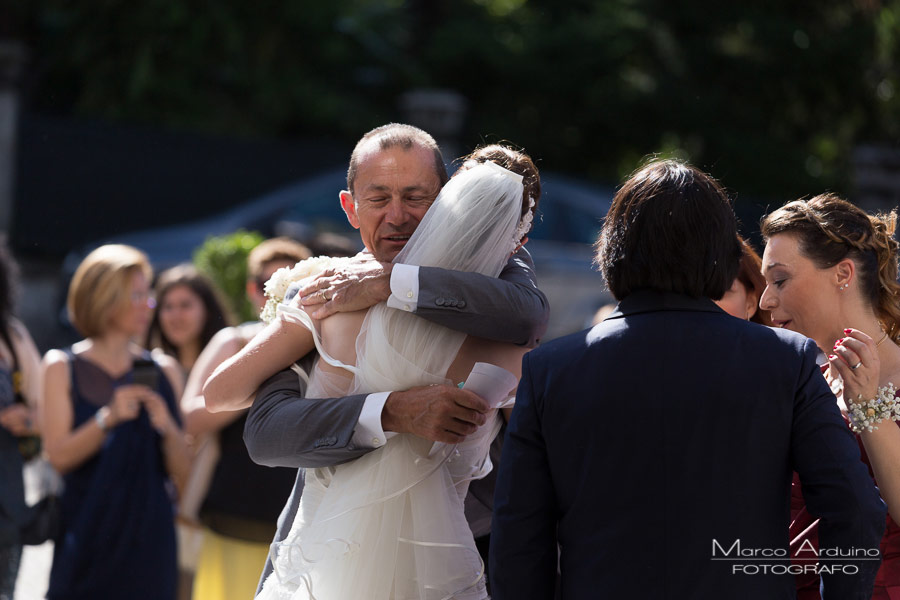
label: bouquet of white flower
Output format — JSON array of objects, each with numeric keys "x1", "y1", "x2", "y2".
[{"x1": 259, "y1": 256, "x2": 349, "y2": 324}]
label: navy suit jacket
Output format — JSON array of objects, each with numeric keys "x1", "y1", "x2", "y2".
[{"x1": 490, "y1": 290, "x2": 886, "y2": 600}]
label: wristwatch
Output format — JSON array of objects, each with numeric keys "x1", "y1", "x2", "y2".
[{"x1": 94, "y1": 407, "x2": 111, "y2": 432}]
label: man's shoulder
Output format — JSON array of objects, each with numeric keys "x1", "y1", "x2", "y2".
[
  {"x1": 729, "y1": 318, "x2": 816, "y2": 357},
  {"x1": 525, "y1": 328, "x2": 594, "y2": 365},
  {"x1": 527, "y1": 314, "x2": 817, "y2": 367}
]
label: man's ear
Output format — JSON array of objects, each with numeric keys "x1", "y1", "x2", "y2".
[{"x1": 340, "y1": 191, "x2": 360, "y2": 230}]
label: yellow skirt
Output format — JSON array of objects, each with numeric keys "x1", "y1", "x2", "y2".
[{"x1": 192, "y1": 527, "x2": 270, "y2": 600}]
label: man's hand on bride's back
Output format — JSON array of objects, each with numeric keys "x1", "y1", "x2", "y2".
[
  {"x1": 381, "y1": 385, "x2": 490, "y2": 444},
  {"x1": 298, "y1": 253, "x2": 392, "y2": 319}
]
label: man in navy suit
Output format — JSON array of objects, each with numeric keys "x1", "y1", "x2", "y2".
[{"x1": 490, "y1": 160, "x2": 886, "y2": 599}]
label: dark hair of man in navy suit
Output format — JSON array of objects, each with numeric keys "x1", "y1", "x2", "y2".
[{"x1": 595, "y1": 160, "x2": 742, "y2": 301}]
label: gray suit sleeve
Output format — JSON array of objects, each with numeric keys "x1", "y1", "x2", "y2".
[
  {"x1": 415, "y1": 247, "x2": 549, "y2": 348},
  {"x1": 243, "y1": 363, "x2": 374, "y2": 469}
]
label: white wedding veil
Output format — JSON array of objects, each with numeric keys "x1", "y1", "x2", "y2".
[{"x1": 349, "y1": 160, "x2": 527, "y2": 394}]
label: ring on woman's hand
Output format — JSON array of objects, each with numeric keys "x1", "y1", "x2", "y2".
[{"x1": 851, "y1": 361, "x2": 863, "y2": 370}]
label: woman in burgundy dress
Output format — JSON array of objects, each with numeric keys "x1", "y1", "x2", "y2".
[{"x1": 759, "y1": 194, "x2": 900, "y2": 599}]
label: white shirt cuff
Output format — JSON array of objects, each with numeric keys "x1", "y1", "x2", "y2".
[
  {"x1": 386, "y1": 264, "x2": 419, "y2": 313},
  {"x1": 352, "y1": 392, "x2": 397, "y2": 448}
]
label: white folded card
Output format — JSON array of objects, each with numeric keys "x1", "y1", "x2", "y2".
[
  {"x1": 427, "y1": 362, "x2": 518, "y2": 458},
  {"x1": 462, "y1": 362, "x2": 518, "y2": 408}
]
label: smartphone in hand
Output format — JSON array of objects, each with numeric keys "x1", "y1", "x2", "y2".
[{"x1": 132, "y1": 358, "x2": 159, "y2": 390}]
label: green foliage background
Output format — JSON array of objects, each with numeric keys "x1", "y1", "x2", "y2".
[
  {"x1": 9, "y1": 0, "x2": 900, "y2": 203},
  {"x1": 192, "y1": 230, "x2": 264, "y2": 323}
]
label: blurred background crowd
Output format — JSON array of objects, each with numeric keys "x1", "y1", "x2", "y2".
[{"x1": 1, "y1": 1, "x2": 900, "y2": 598}]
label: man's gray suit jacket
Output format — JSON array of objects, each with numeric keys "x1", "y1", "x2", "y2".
[{"x1": 247, "y1": 247, "x2": 549, "y2": 590}]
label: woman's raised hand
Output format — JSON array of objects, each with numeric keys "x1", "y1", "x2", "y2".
[{"x1": 831, "y1": 328, "x2": 880, "y2": 405}]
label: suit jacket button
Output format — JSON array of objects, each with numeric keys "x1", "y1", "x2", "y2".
[
  {"x1": 435, "y1": 298, "x2": 445, "y2": 306},
  {"x1": 457, "y1": 300, "x2": 466, "y2": 309}
]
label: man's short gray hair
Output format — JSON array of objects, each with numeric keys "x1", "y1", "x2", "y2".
[{"x1": 346, "y1": 123, "x2": 449, "y2": 193}]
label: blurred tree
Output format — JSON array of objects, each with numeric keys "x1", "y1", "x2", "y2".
[
  {"x1": 192, "y1": 230, "x2": 263, "y2": 323},
  {"x1": 9, "y1": 0, "x2": 900, "y2": 205}
]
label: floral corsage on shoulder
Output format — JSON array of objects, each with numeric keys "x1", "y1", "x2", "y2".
[{"x1": 259, "y1": 256, "x2": 350, "y2": 324}]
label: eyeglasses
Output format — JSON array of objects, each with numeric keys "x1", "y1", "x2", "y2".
[{"x1": 131, "y1": 290, "x2": 156, "y2": 309}]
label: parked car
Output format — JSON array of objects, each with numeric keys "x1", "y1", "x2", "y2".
[{"x1": 60, "y1": 166, "x2": 614, "y2": 343}]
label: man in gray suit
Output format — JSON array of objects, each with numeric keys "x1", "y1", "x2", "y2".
[{"x1": 242, "y1": 123, "x2": 549, "y2": 589}]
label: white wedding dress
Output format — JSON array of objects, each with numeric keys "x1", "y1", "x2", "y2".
[{"x1": 256, "y1": 162, "x2": 527, "y2": 600}]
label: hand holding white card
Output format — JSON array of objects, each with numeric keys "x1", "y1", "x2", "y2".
[{"x1": 429, "y1": 362, "x2": 518, "y2": 457}]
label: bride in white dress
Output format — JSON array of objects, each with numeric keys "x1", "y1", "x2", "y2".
[{"x1": 208, "y1": 150, "x2": 539, "y2": 599}]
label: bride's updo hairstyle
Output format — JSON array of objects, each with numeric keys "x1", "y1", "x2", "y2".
[
  {"x1": 457, "y1": 144, "x2": 541, "y2": 237},
  {"x1": 761, "y1": 193, "x2": 900, "y2": 342},
  {"x1": 596, "y1": 159, "x2": 742, "y2": 301}
]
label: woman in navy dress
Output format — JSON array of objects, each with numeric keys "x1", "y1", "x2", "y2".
[{"x1": 40, "y1": 244, "x2": 191, "y2": 599}]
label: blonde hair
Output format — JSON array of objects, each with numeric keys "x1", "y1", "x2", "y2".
[
  {"x1": 761, "y1": 193, "x2": 900, "y2": 342},
  {"x1": 68, "y1": 244, "x2": 152, "y2": 337}
]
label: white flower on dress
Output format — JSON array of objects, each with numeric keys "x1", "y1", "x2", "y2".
[{"x1": 259, "y1": 255, "x2": 349, "y2": 324}]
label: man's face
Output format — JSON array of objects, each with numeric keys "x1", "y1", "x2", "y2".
[{"x1": 340, "y1": 144, "x2": 442, "y2": 262}]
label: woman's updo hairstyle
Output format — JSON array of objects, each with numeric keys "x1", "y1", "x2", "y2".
[
  {"x1": 761, "y1": 193, "x2": 900, "y2": 342},
  {"x1": 457, "y1": 144, "x2": 541, "y2": 234}
]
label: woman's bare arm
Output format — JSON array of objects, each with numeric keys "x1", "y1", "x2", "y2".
[
  {"x1": 152, "y1": 354, "x2": 192, "y2": 494},
  {"x1": 203, "y1": 318, "x2": 316, "y2": 412}
]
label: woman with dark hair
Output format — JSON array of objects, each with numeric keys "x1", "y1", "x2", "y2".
[
  {"x1": 144, "y1": 265, "x2": 231, "y2": 599},
  {"x1": 0, "y1": 240, "x2": 43, "y2": 598},
  {"x1": 41, "y1": 244, "x2": 190, "y2": 599},
  {"x1": 146, "y1": 264, "x2": 231, "y2": 377},
  {"x1": 715, "y1": 235, "x2": 773, "y2": 326},
  {"x1": 759, "y1": 193, "x2": 900, "y2": 599}
]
